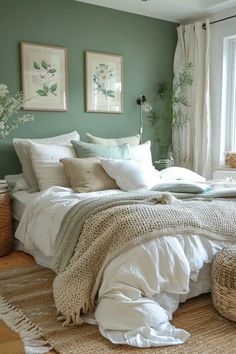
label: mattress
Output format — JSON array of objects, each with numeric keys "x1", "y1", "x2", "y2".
[{"x1": 11, "y1": 190, "x2": 40, "y2": 221}]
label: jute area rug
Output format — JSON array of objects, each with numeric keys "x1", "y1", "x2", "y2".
[{"x1": 0, "y1": 265, "x2": 236, "y2": 354}]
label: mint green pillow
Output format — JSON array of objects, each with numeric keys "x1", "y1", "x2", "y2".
[{"x1": 71, "y1": 140, "x2": 131, "y2": 159}]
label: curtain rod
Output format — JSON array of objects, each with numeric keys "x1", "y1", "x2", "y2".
[{"x1": 203, "y1": 14, "x2": 236, "y2": 29}]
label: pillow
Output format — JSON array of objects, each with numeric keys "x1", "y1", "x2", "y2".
[
  {"x1": 101, "y1": 158, "x2": 160, "y2": 191},
  {"x1": 151, "y1": 181, "x2": 212, "y2": 194},
  {"x1": 159, "y1": 167, "x2": 206, "y2": 183},
  {"x1": 13, "y1": 131, "x2": 80, "y2": 192},
  {"x1": 4, "y1": 173, "x2": 29, "y2": 192},
  {"x1": 71, "y1": 140, "x2": 131, "y2": 159},
  {"x1": 130, "y1": 141, "x2": 153, "y2": 166},
  {"x1": 86, "y1": 133, "x2": 140, "y2": 146},
  {"x1": 29, "y1": 141, "x2": 76, "y2": 190},
  {"x1": 60, "y1": 157, "x2": 118, "y2": 193}
]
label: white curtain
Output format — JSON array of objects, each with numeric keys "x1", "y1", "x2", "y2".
[{"x1": 173, "y1": 20, "x2": 211, "y2": 178}]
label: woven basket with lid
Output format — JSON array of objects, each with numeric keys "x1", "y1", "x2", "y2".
[
  {"x1": 0, "y1": 191, "x2": 12, "y2": 256},
  {"x1": 211, "y1": 246, "x2": 236, "y2": 322}
]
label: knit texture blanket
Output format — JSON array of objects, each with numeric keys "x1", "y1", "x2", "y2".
[{"x1": 52, "y1": 191, "x2": 236, "y2": 325}]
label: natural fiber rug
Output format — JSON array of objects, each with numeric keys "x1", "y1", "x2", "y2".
[{"x1": 0, "y1": 265, "x2": 236, "y2": 354}]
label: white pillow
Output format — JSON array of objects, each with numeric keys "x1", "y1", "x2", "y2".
[
  {"x1": 130, "y1": 141, "x2": 153, "y2": 166},
  {"x1": 4, "y1": 173, "x2": 29, "y2": 192},
  {"x1": 29, "y1": 141, "x2": 76, "y2": 190},
  {"x1": 101, "y1": 158, "x2": 160, "y2": 191},
  {"x1": 13, "y1": 131, "x2": 80, "y2": 191},
  {"x1": 159, "y1": 167, "x2": 206, "y2": 183},
  {"x1": 86, "y1": 133, "x2": 140, "y2": 146}
]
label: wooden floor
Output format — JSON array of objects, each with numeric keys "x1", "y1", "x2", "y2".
[{"x1": 0, "y1": 251, "x2": 56, "y2": 354}]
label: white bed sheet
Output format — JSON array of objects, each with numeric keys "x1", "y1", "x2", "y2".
[
  {"x1": 15, "y1": 186, "x2": 235, "y2": 348},
  {"x1": 11, "y1": 190, "x2": 40, "y2": 221}
]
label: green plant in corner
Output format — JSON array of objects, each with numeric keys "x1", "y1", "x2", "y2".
[
  {"x1": 0, "y1": 83, "x2": 34, "y2": 139},
  {"x1": 147, "y1": 63, "x2": 193, "y2": 158}
]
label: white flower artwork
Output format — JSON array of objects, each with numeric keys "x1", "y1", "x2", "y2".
[{"x1": 21, "y1": 42, "x2": 68, "y2": 111}]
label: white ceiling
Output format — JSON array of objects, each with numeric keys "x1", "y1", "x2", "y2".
[{"x1": 77, "y1": 0, "x2": 236, "y2": 23}]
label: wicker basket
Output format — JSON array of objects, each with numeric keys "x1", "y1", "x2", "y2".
[
  {"x1": 225, "y1": 152, "x2": 236, "y2": 168},
  {"x1": 0, "y1": 191, "x2": 12, "y2": 256},
  {"x1": 211, "y1": 246, "x2": 236, "y2": 322}
]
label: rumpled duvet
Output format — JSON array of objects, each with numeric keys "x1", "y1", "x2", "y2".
[{"x1": 15, "y1": 186, "x2": 236, "y2": 348}]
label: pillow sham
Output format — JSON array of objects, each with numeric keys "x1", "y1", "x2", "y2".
[
  {"x1": 13, "y1": 131, "x2": 80, "y2": 192},
  {"x1": 151, "y1": 181, "x2": 212, "y2": 194},
  {"x1": 159, "y1": 167, "x2": 206, "y2": 183},
  {"x1": 60, "y1": 157, "x2": 118, "y2": 193},
  {"x1": 101, "y1": 158, "x2": 160, "y2": 191},
  {"x1": 86, "y1": 133, "x2": 140, "y2": 146},
  {"x1": 29, "y1": 141, "x2": 76, "y2": 190},
  {"x1": 71, "y1": 140, "x2": 131, "y2": 159},
  {"x1": 130, "y1": 140, "x2": 153, "y2": 166}
]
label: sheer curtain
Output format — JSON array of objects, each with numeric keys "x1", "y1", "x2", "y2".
[{"x1": 173, "y1": 20, "x2": 211, "y2": 178}]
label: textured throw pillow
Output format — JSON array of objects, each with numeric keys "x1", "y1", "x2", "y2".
[
  {"x1": 71, "y1": 140, "x2": 131, "y2": 159},
  {"x1": 100, "y1": 158, "x2": 160, "y2": 191},
  {"x1": 130, "y1": 141, "x2": 153, "y2": 166},
  {"x1": 29, "y1": 141, "x2": 76, "y2": 190},
  {"x1": 159, "y1": 167, "x2": 206, "y2": 183},
  {"x1": 86, "y1": 133, "x2": 140, "y2": 146},
  {"x1": 60, "y1": 157, "x2": 118, "y2": 193},
  {"x1": 151, "y1": 181, "x2": 212, "y2": 194},
  {"x1": 13, "y1": 131, "x2": 80, "y2": 191}
]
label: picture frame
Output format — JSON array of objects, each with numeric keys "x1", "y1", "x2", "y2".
[
  {"x1": 85, "y1": 51, "x2": 123, "y2": 113},
  {"x1": 21, "y1": 42, "x2": 68, "y2": 111}
]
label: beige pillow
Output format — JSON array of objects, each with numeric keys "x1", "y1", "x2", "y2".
[
  {"x1": 60, "y1": 157, "x2": 119, "y2": 193},
  {"x1": 86, "y1": 133, "x2": 140, "y2": 146},
  {"x1": 13, "y1": 131, "x2": 80, "y2": 191}
]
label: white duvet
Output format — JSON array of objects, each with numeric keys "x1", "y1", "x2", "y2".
[{"x1": 15, "y1": 186, "x2": 234, "y2": 348}]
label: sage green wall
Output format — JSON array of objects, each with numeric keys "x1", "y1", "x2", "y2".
[{"x1": 0, "y1": 0, "x2": 177, "y2": 178}]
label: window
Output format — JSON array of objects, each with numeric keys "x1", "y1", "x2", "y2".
[{"x1": 222, "y1": 36, "x2": 236, "y2": 151}]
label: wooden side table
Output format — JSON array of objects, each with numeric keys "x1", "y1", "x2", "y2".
[{"x1": 0, "y1": 191, "x2": 12, "y2": 256}]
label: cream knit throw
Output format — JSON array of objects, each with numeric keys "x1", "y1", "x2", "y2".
[{"x1": 53, "y1": 191, "x2": 236, "y2": 325}]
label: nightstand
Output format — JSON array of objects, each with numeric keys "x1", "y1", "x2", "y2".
[{"x1": 0, "y1": 190, "x2": 12, "y2": 256}]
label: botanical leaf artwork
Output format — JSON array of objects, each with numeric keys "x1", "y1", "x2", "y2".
[
  {"x1": 32, "y1": 60, "x2": 58, "y2": 97},
  {"x1": 93, "y1": 64, "x2": 115, "y2": 98}
]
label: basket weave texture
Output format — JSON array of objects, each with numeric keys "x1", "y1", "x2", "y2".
[
  {"x1": 211, "y1": 246, "x2": 236, "y2": 322},
  {"x1": 0, "y1": 191, "x2": 12, "y2": 256},
  {"x1": 225, "y1": 152, "x2": 236, "y2": 168}
]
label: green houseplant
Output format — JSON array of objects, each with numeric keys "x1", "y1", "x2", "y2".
[
  {"x1": 148, "y1": 63, "x2": 193, "y2": 159},
  {"x1": 0, "y1": 83, "x2": 34, "y2": 139}
]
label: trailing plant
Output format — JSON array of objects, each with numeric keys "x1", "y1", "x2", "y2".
[{"x1": 147, "y1": 63, "x2": 193, "y2": 158}]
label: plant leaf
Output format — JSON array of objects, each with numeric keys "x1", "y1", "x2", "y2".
[
  {"x1": 49, "y1": 68, "x2": 57, "y2": 74},
  {"x1": 34, "y1": 62, "x2": 40, "y2": 69},
  {"x1": 43, "y1": 85, "x2": 49, "y2": 93},
  {"x1": 41, "y1": 60, "x2": 48, "y2": 70},
  {"x1": 51, "y1": 83, "x2": 57, "y2": 92},
  {"x1": 106, "y1": 90, "x2": 114, "y2": 94},
  {"x1": 36, "y1": 90, "x2": 48, "y2": 96}
]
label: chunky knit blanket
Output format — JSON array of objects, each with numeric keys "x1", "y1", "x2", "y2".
[{"x1": 52, "y1": 191, "x2": 236, "y2": 325}]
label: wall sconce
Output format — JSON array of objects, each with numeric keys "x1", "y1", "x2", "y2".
[{"x1": 136, "y1": 95, "x2": 152, "y2": 143}]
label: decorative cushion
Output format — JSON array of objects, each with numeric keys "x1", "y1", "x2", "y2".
[
  {"x1": 159, "y1": 167, "x2": 206, "y2": 183},
  {"x1": 130, "y1": 141, "x2": 153, "y2": 166},
  {"x1": 86, "y1": 133, "x2": 140, "y2": 146},
  {"x1": 13, "y1": 131, "x2": 80, "y2": 191},
  {"x1": 151, "y1": 181, "x2": 212, "y2": 194},
  {"x1": 100, "y1": 158, "x2": 160, "y2": 191},
  {"x1": 29, "y1": 141, "x2": 76, "y2": 190},
  {"x1": 60, "y1": 157, "x2": 118, "y2": 193},
  {"x1": 71, "y1": 140, "x2": 131, "y2": 159}
]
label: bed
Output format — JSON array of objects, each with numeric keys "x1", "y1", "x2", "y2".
[
  {"x1": 8, "y1": 131, "x2": 236, "y2": 348},
  {"x1": 13, "y1": 186, "x2": 235, "y2": 348}
]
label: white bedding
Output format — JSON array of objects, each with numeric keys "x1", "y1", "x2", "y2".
[
  {"x1": 11, "y1": 190, "x2": 40, "y2": 221},
  {"x1": 15, "y1": 186, "x2": 235, "y2": 348}
]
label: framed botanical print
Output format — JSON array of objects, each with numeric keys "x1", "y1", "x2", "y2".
[
  {"x1": 21, "y1": 42, "x2": 68, "y2": 111},
  {"x1": 85, "y1": 51, "x2": 123, "y2": 113}
]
